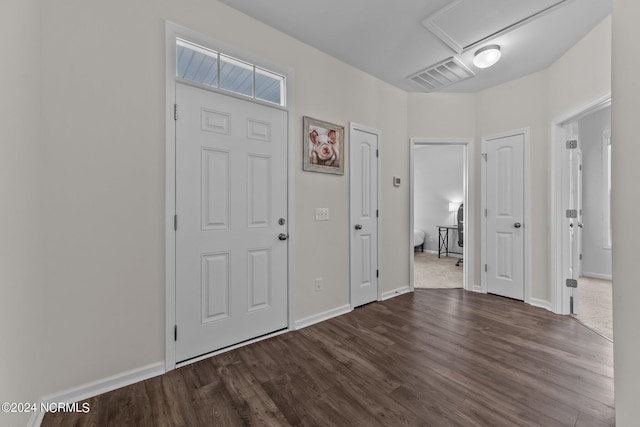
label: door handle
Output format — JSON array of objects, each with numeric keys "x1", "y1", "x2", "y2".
[
  {"x1": 514, "y1": 222, "x2": 522, "y2": 228},
  {"x1": 278, "y1": 233, "x2": 289, "y2": 241},
  {"x1": 578, "y1": 222, "x2": 584, "y2": 229},
  {"x1": 354, "y1": 224, "x2": 363, "y2": 230}
]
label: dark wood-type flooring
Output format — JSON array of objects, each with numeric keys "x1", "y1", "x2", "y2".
[{"x1": 42, "y1": 289, "x2": 614, "y2": 426}]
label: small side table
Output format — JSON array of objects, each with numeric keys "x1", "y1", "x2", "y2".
[{"x1": 437, "y1": 225, "x2": 461, "y2": 258}]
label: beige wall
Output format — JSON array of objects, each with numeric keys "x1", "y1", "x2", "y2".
[
  {"x1": 548, "y1": 16, "x2": 612, "y2": 120},
  {"x1": 33, "y1": 0, "x2": 409, "y2": 400},
  {"x1": 612, "y1": 1, "x2": 640, "y2": 424},
  {"x1": 0, "y1": 1, "x2": 44, "y2": 426}
]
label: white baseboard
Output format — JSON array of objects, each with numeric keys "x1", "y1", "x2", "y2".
[
  {"x1": 294, "y1": 304, "x2": 352, "y2": 330},
  {"x1": 381, "y1": 286, "x2": 412, "y2": 301},
  {"x1": 582, "y1": 272, "x2": 612, "y2": 281},
  {"x1": 530, "y1": 298, "x2": 553, "y2": 312},
  {"x1": 29, "y1": 362, "x2": 165, "y2": 427},
  {"x1": 470, "y1": 284, "x2": 484, "y2": 293}
]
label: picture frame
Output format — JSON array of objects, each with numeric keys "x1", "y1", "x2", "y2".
[{"x1": 303, "y1": 116, "x2": 345, "y2": 175}]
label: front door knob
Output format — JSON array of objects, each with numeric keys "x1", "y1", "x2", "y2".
[
  {"x1": 278, "y1": 233, "x2": 289, "y2": 241},
  {"x1": 354, "y1": 224, "x2": 363, "y2": 230},
  {"x1": 514, "y1": 222, "x2": 522, "y2": 228}
]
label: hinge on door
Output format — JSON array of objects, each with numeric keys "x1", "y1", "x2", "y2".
[
  {"x1": 566, "y1": 140, "x2": 578, "y2": 149},
  {"x1": 579, "y1": 164, "x2": 582, "y2": 172},
  {"x1": 484, "y1": 209, "x2": 488, "y2": 217},
  {"x1": 376, "y1": 269, "x2": 379, "y2": 278},
  {"x1": 579, "y1": 253, "x2": 583, "y2": 261},
  {"x1": 174, "y1": 215, "x2": 178, "y2": 231},
  {"x1": 174, "y1": 325, "x2": 177, "y2": 341},
  {"x1": 376, "y1": 149, "x2": 379, "y2": 157},
  {"x1": 174, "y1": 104, "x2": 179, "y2": 121},
  {"x1": 376, "y1": 209, "x2": 379, "y2": 218},
  {"x1": 566, "y1": 279, "x2": 578, "y2": 288},
  {"x1": 481, "y1": 153, "x2": 487, "y2": 162},
  {"x1": 484, "y1": 264, "x2": 488, "y2": 272},
  {"x1": 566, "y1": 209, "x2": 578, "y2": 219}
]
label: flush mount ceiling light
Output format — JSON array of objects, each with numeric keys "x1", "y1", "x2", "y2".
[{"x1": 473, "y1": 45, "x2": 502, "y2": 69}]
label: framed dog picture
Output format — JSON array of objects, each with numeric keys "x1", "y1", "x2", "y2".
[{"x1": 303, "y1": 116, "x2": 345, "y2": 175}]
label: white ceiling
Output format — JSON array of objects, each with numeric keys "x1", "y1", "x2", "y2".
[{"x1": 219, "y1": 0, "x2": 611, "y2": 93}]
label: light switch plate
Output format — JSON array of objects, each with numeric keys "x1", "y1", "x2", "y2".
[
  {"x1": 393, "y1": 177, "x2": 401, "y2": 187},
  {"x1": 315, "y1": 208, "x2": 329, "y2": 221}
]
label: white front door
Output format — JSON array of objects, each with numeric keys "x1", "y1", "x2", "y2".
[
  {"x1": 350, "y1": 124, "x2": 379, "y2": 308},
  {"x1": 485, "y1": 133, "x2": 525, "y2": 300},
  {"x1": 175, "y1": 83, "x2": 288, "y2": 362}
]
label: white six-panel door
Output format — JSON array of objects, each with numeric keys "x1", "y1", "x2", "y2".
[
  {"x1": 350, "y1": 124, "x2": 379, "y2": 308},
  {"x1": 485, "y1": 133, "x2": 525, "y2": 300},
  {"x1": 175, "y1": 83, "x2": 288, "y2": 362}
]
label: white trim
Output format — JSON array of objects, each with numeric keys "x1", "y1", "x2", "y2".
[
  {"x1": 582, "y1": 272, "x2": 613, "y2": 281},
  {"x1": 165, "y1": 21, "x2": 296, "y2": 369},
  {"x1": 381, "y1": 286, "x2": 412, "y2": 301},
  {"x1": 481, "y1": 128, "x2": 532, "y2": 303},
  {"x1": 349, "y1": 122, "x2": 382, "y2": 304},
  {"x1": 602, "y1": 129, "x2": 612, "y2": 250},
  {"x1": 409, "y1": 138, "x2": 473, "y2": 294},
  {"x1": 29, "y1": 363, "x2": 165, "y2": 427},
  {"x1": 530, "y1": 298, "x2": 553, "y2": 312},
  {"x1": 294, "y1": 305, "x2": 352, "y2": 330},
  {"x1": 550, "y1": 93, "x2": 611, "y2": 314}
]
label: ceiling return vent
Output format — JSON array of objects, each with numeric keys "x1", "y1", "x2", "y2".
[{"x1": 409, "y1": 57, "x2": 475, "y2": 92}]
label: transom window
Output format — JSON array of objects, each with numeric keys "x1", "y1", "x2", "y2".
[{"x1": 176, "y1": 38, "x2": 285, "y2": 107}]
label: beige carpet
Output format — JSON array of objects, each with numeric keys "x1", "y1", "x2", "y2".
[
  {"x1": 572, "y1": 276, "x2": 613, "y2": 341},
  {"x1": 414, "y1": 251, "x2": 463, "y2": 289}
]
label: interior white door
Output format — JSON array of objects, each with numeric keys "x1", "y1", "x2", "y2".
[
  {"x1": 485, "y1": 133, "x2": 525, "y2": 300},
  {"x1": 350, "y1": 125, "x2": 379, "y2": 308},
  {"x1": 567, "y1": 128, "x2": 582, "y2": 314},
  {"x1": 175, "y1": 83, "x2": 288, "y2": 362}
]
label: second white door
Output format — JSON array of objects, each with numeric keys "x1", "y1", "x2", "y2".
[
  {"x1": 485, "y1": 133, "x2": 525, "y2": 300},
  {"x1": 350, "y1": 124, "x2": 379, "y2": 308}
]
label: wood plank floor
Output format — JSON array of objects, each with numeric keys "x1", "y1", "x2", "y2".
[{"x1": 42, "y1": 289, "x2": 614, "y2": 426}]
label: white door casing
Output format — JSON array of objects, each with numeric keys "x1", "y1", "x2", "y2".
[
  {"x1": 350, "y1": 123, "x2": 379, "y2": 308},
  {"x1": 175, "y1": 83, "x2": 288, "y2": 362},
  {"x1": 484, "y1": 132, "x2": 525, "y2": 301}
]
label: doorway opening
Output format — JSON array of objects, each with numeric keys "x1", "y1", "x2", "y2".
[
  {"x1": 559, "y1": 105, "x2": 612, "y2": 340},
  {"x1": 409, "y1": 139, "x2": 471, "y2": 291}
]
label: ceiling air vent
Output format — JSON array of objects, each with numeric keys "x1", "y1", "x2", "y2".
[{"x1": 409, "y1": 57, "x2": 475, "y2": 92}]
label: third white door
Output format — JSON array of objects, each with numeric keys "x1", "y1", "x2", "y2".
[{"x1": 485, "y1": 133, "x2": 525, "y2": 300}]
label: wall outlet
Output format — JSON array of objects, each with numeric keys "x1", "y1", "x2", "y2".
[
  {"x1": 315, "y1": 208, "x2": 329, "y2": 221},
  {"x1": 315, "y1": 278, "x2": 323, "y2": 292},
  {"x1": 428, "y1": 235, "x2": 434, "y2": 243}
]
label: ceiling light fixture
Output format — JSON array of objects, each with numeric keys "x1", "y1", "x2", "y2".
[{"x1": 473, "y1": 45, "x2": 502, "y2": 69}]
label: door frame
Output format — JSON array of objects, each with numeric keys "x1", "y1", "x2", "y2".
[
  {"x1": 409, "y1": 138, "x2": 473, "y2": 292},
  {"x1": 349, "y1": 122, "x2": 381, "y2": 305},
  {"x1": 550, "y1": 94, "x2": 611, "y2": 314},
  {"x1": 164, "y1": 22, "x2": 296, "y2": 370},
  {"x1": 481, "y1": 129, "x2": 531, "y2": 302}
]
